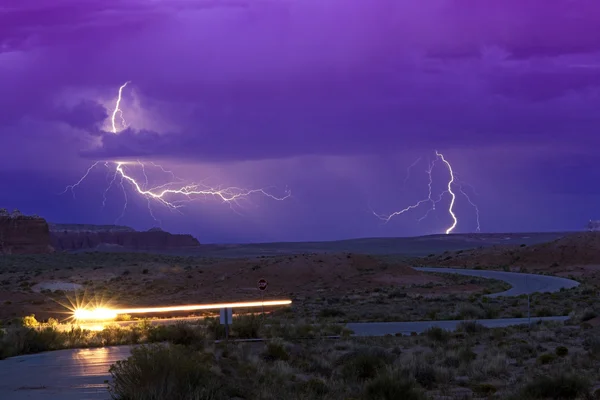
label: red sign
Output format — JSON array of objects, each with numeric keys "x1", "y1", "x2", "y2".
[{"x1": 258, "y1": 278, "x2": 268, "y2": 291}]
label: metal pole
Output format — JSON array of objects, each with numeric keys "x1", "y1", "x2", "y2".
[
  {"x1": 261, "y1": 292, "x2": 264, "y2": 317},
  {"x1": 225, "y1": 309, "x2": 229, "y2": 341},
  {"x1": 526, "y1": 274, "x2": 531, "y2": 331}
]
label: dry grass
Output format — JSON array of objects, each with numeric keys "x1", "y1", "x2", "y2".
[{"x1": 105, "y1": 321, "x2": 600, "y2": 399}]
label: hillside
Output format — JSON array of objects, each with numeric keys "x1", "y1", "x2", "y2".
[{"x1": 416, "y1": 232, "x2": 600, "y2": 271}]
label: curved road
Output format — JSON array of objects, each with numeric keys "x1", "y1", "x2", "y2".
[
  {"x1": 0, "y1": 268, "x2": 580, "y2": 400},
  {"x1": 415, "y1": 267, "x2": 580, "y2": 297}
]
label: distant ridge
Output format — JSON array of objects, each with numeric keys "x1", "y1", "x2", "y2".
[{"x1": 49, "y1": 223, "x2": 136, "y2": 233}]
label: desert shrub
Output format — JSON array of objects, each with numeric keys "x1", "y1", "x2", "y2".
[
  {"x1": 457, "y1": 321, "x2": 486, "y2": 334},
  {"x1": 484, "y1": 305, "x2": 500, "y2": 319},
  {"x1": 338, "y1": 348, "x2": 394, "y2": 381},
  {"x1": 387, "y1": 290, "x2": 407, "y2": 299},
  {"x1": 262, "y1": 341, "x2": 289, "y2": 362},
  {"x1": 472, "y1": 383, "x2": 497, "y2": 396},
  {"x1": 456, "y1": 304, "x2": 485, "y2": 319},
  {"x1": 555, "y1": 346, "x2": 569, "y2": 357},
  {"x1": 100, "y1": 325, "x2": 140, "y2": 346},
  {"x1": 536, "y1": 308, "x2": 554, "y2": 317},
  {"x1": 319, "y1": 308, "x2": 346, "y2": 318},
  {"x1": 506, "y1": 342, "x2": 536, "y2": 360},
  {"x1": 537, "y1": 353, "x2": 557, "y2": 365},
  {"x1": 424, "y1": 327, "x2": 450, "y2": 344},
  {"x1": 409, "y1": 362, "x2": 439, "y2": 389},
  {"x1": 581, "y1": 310, "x2": 597, "y2": 322},
  {"x1": 109, "y1": 344, "x2": 222, "y2": 400},
  {"x1": 458, "y1": 347, "x2": 477, "y2": 363},
  {"x1": 167, "y1": 323, "x2": 206, "y2": 347},
  {"x1": 232, "y1": 315, "x2": 262, "y2": 338},
  {"x1": 364, "y1": 371, "x2": 425, "y2": 400},
  {"x1": 520, "y1": 373, "x2": 590, "y2": 399},
  {"x1": 297, "y1": 378, "x2": 328, "y2": 395},
  {"x1": 21, "y1": 314, "x2": 39, "y2": 328},
  {"x1": 583, "y1": 335, "x2": 600, "y2": 358}
]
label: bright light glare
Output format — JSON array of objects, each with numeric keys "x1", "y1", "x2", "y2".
[
  {"x1": 72, "y1": 300, "x2": 292, "y2": 321},
  {"x1": 73, "y1": 307, "x2": 118, "y2": 321}
]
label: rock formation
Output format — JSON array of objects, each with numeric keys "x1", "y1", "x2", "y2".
[
  {"x1": 0, "y1": 209, "x2": 54, "y2": 254},
  {"x1": 50, "y1": 224, "x2": 201, "y2": 252}
]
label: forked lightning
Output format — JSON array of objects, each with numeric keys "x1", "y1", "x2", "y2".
[
  {"x1": 373, "y1": 150, "x2": 480, "y2": 234},
  {"x1": 62, "y1": 82, "x2": 290, "y2": 220}
]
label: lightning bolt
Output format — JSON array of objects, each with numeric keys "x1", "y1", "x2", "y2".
[
  {"x1": 63, "y1": 82, "x2": 290, "y2": 222},
  {"x1": 372, "y1": 151, "x2": 480, "y2": 235},
  {"x1": 111, "y1": 81, "x2": 130, "y2": 134},
  {"x1": 456, "y1": 180, "x2": 481, "y2": 233},
  {"x1": 64, "y1": 161, "x2": 291, "y2": 221},
  {"x1": 60, "y1": 161, "x2": 102, "y2": 199},
  {"x1": 435, "y1": 150, "x2": 457, "y2": 234},
  {"x1": 403, "y1": 157, "x2": 422, "y2": 187}
]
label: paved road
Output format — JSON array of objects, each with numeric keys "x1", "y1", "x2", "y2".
[
  {"x1": 0, "y1": 268, "x2": 579, "y2": 399},
  {"x1": 348, "y1": 316, "x2": 569, "y2": 336},
  {"x1": 415, "y1": 267, "x2": 579, "y2": 297}
]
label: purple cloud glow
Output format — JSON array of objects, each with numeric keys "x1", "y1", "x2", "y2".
[{"x1": 1, "y1": 0, "x2": 599, "y2": 242}]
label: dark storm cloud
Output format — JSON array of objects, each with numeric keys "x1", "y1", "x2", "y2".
[{"x1": 50, "y1": 100, "x2": 108, "y2": 131}]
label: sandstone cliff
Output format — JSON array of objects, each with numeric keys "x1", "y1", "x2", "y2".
[
  {"x1": 0, "y1": 209, "x2": 53, "y2": 254},
  {"x1": 50, "y1": 226, "x2": 201, "y2": 252}
]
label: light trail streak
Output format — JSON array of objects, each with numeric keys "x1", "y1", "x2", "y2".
[
  {"x1": 72, "y1": 300, "x2": 293, "y2": 321},
  {"x1": 373, "y1": 151, "x2": 480, "y2": 234}
]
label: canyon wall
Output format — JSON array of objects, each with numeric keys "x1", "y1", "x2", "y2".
[{"x1": 0, "y1": 209, "x2": 53, "y2": 254}]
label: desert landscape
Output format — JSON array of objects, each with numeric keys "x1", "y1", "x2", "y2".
[{"x1": 2, "y1": 213, "x2": 600, "y2": 399}]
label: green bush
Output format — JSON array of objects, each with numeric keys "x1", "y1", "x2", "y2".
[{"x1": 520, "y1": 373, "x2": 590, "y2": 399}]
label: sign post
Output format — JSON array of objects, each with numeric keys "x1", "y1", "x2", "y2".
[
  {"x1": 258, "y1": 278, "x2": 268, "y2": 316},
  {"x1": 220, "y1": 307, "x2": 232, "y2": 340}
]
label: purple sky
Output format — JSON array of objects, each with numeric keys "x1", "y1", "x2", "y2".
[{"x1": 1, "y1": 0, "x2": 600, "y2": 243}]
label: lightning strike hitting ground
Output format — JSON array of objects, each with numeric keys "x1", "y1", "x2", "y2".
[
  {"x1": 373, "y1": 151, "x2": 480, "y2": 234},
  {"x1": 435, "y1": 151, "x2": 458, "y2": 234}
]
